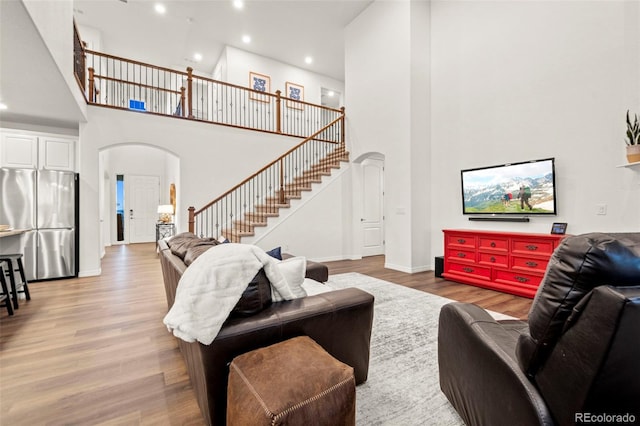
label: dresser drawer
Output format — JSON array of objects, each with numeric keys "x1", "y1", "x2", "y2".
[
  {"x1": 447, "y1": 262, "x2": 491, "y2": 281},
  {"x1": 446, "y1": 233, "x2": 476, "y2": 249},
  {"x1": 511, "y1": 256, "x2": 549, "y2": 274},
  {"x1": 494, "y1": 269, "x2": 543, "y2": 289},
  {"x1": 478, "y1": 237, "x2": 508, "y2": 252},
  {"x1": 447, "y1": 248, "x2": 476, "y2": 263},
  {"x1": 478, "y1": 252, "x2": 508, "y2": 268},
  {"x1": 512, "y1": 239, "x2": 555, "y2": 256}
]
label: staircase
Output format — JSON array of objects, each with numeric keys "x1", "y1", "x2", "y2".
[
  {"x1": 224, "y1": 145, "x2": 349, "y2": 242},
  {"x1": 189, "y1": 115, "x2": 348, "y2": 242}
]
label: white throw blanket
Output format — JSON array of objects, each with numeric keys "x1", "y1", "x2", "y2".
[{"x1": 163, "y1": 243, "x2": 306, "y2": 345}]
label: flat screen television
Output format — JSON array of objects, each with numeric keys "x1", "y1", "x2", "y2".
[{"x1": 461, "y1": 158, "x2": 557, "y2": 215}]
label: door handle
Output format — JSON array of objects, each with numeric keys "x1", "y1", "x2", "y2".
[
  {"x1": 129, "y1": 209, "x2": 134, "y2": 219},
  {"x1": 360, "y1": 218, "x2": 365, "y2": 222}
]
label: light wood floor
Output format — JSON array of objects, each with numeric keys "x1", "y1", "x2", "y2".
[{"x1": 0, "y1": 243, "x2": 532, "y2": 424}]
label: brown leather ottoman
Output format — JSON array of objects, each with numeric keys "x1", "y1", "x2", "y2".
[{"x1": 227, "y1": 336, "x2": 356, "y2": 425}]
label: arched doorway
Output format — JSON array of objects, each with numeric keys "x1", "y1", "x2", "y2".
[{"x1": 98, "y1": 144, "x2": 180, "y2": 252}]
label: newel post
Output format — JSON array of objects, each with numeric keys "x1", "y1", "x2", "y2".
[
  {"x1": 180, "y1": 87, "x2": 186, "y2": 117},
  {"x1": 275, "y1": 90, "x2": 282, "y2": 134},
  {"x1": 88, "y1": 67, "x2": 95, "y2": 103},
  {"x1": 188, "y1": 206, "x2": 195, "y2": 233},
  {"x1": 186, "y1": 67, "x2": 193, "y2": 119}
]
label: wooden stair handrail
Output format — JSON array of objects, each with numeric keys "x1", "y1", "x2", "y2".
[{"x1": 192, "y1": 114, "x2": 344, "y2": 217}]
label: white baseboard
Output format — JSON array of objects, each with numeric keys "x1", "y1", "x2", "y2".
[
  {"x1": 312, "y1": 254, "x2": 351, "y2": 263},
  {"x1": 78, "y1": 268, "x2": 102, "y2": 278},
  {"x1": 384, "y1": 262, "x2": 432, "y2": 274}
]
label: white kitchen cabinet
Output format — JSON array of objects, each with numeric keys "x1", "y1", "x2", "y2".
[
  {"x1": 0, "y1": 132, "x2": 38, "y2": 168},
  {"x1": 38, "y1": 136, "x2": 75, "y2": 171},
  {"x1": 0, "y1": 129, "x2": 76, "y2": 171}
]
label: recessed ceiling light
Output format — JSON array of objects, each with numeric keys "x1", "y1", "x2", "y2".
[
  {"x1": 193, "y1": 53, "x2": 203, "y2": 61},
  {"x1": 233, "y1": 0, "x2": 244, "y2": 10},
  {"x1": 155, "y1": 3, "x2": 166, "y2": 14},
  {"x1": 305, "y1": 56, "x2": 313, "y2": 64},
  {"x1": 0, "y1": 103, "x2": 7, "y2": 110},
  {"x1": 328, "y1": 91, "x2": 335, "y2": 97},
  {"x1": 242, "y1": 35, "x2": 251, "y2": 44}
]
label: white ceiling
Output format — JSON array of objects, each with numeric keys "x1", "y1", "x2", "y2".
[
  {"x1": 73, "y1": 0, "x2": 373, "y2": 81},
  {"x1": 0, "y1": 0, "x2": 86, "y2": 128}
]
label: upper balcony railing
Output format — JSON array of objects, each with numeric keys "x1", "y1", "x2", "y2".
[{"x1": 74, "y1": 34, "x2": 343, "y2": 144}]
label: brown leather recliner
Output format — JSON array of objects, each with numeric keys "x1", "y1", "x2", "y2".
[{"x1": 438, "y1": 233, "x2": 640, "y2": 426}]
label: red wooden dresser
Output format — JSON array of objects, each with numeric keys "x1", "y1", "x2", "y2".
[{"x1": 442, "y1": 229, "x2": 566, "y2": 298}]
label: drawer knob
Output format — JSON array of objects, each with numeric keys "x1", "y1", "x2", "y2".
[
  {"x1": 526, "y1": 245, "x2": 538, "y2": 251},
  {"x1": 515, "y1": 276, "x2": 530, "y2": 283},
  {"x1": 462, "y1": 267, "x2": 474, "y2": 273},
  {"x1": 457, "y1": 252, "x2": 466, "y2": 258},
  {"x1": 457, "y1": 238, "x2": 466, "y2": 244},
  {"x1": 490, "y1": 256, "x2": 496, "y2": 263},
  {"x1": 525, "y1": 261, "x2": 538, "y2": 268},
  {"x1": 490, "y1": 242, "x2": 496, "y2": 248}
]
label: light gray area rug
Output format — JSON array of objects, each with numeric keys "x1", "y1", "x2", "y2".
[{"x1": 326, "y1": 272, "x2": 464, "y2": 426}]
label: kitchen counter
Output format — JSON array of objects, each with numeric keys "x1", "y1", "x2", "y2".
[{"x1": 0, "y1": 228, "x2": 30, "y2": 238}]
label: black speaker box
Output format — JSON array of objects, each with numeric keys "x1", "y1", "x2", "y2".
[{"x1": 435, "y1": 256, "x2": 444, "y2": 278}]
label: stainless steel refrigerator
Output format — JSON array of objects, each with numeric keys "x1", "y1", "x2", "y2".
[{"x1": 0, "y1": 168, "x2": 79, "y2": 281}]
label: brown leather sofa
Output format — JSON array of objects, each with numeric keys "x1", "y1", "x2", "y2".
[
  {"x1": 158, "y1": 238, "x2": 374, "y2": 425},
  {"x1": 438, "y1": 232, "x2": 640, "y2": 426}
]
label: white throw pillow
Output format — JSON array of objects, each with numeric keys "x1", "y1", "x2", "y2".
[{"x1": 276, "y1": 256, "x2": 307, "y2": 299}]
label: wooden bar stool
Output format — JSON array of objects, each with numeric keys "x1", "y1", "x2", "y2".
[
  {"x1": 0, "y1": 254, "x2": 31, "y2": 310},
  {"x1": 0, "y1": 264, "x2": 14, "y2": 316}
]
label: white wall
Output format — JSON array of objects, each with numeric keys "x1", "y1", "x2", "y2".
[
  {"x1": 252, "y1": 167, "x2": 352, "y2": 262},
  {"x1": 222, "y1": 46, "x2": 345, "y2": 106},
  {"x1": 345, "y1": 0, "x2": 432, "y2": 272},
  {"x1": 429, "y1": 0, "x2": 640, "y2": 259},
  {"x1": 77, "y1": 24, "x2": 102, "y2": 52},
  {"x1": 22, "y1": 0, "x2": 87, "y2": 120}
]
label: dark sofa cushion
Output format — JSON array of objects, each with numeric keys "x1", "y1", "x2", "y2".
[
  {"x1": 230, "y1": 269, "x2": 272, "y2": 317},
  {"x1": 168, "y1": 232, "x2": 217, "y2": 260},
  {"x1": 184, "y1": 240, "x2": 220, "y2": 266},
  {"x1": 266, "y1": 246, "x2": 282, "y2": 260},
  {"x1": 167, "y1": 232, "x2": 199, "y2": 259}
]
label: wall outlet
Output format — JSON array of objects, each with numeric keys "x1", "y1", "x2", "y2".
[{"x1": 596, "y1": 204, "x2": 607, "y2": 215}]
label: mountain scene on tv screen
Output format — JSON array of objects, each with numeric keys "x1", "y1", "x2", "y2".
[{"x1": 464, "y1": 173, "x2": 555, "y2": 214}]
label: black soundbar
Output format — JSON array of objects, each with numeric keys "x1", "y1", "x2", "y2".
[{"x1": 468, "y1": 216, "x2": 530, "y2": 222}]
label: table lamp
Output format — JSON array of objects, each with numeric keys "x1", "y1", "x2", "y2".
[{"x1": 157, "y1": 204, "x2": 174, "y2": 223}]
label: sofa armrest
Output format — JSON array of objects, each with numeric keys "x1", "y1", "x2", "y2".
[
  {"x1": 438, "y1": 303, "x2": 554, "y2": 426},
  {"x1": 194, "y1": 287, "x2": 374, "y2": 425},
  {"x1": 282, "y1": 253, "x2": 329, "y2": 282}
]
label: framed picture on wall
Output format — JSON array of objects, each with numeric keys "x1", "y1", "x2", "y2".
[
  {"x1": 249, "y1": 71, "x2": 271, "y2": 102},
  {"x1": 285, "y1": 82, "x2": 304, "y2": 110}
]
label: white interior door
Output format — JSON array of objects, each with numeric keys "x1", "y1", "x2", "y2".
[
  {"x1": 361, "y1": 158, "x2": 385, "y2": 257},
  {"x1": 127, "y1": 175, "x2": 159, "y2": 243}
]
